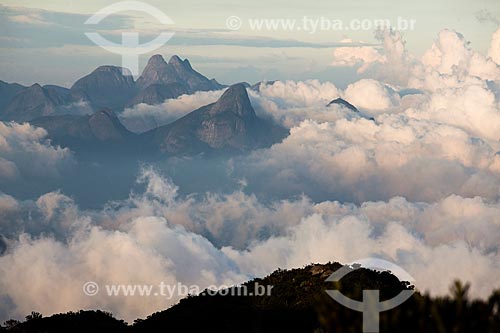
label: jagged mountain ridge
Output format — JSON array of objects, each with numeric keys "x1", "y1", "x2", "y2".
[
  {"x1": 0, "y1": 83, "x2": 69, "y2": 122},
  {"x1": 0, "y1": 55, "x2": 224, "y2": 122},
  {"x1": 136, "y1": 55, "x2": 224, "y2": 93}
]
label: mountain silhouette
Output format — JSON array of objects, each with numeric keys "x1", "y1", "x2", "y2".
[
  {"x1": 5, "y1": 262, "x2": 498, "y2": 333},
  {"x1": 0, "y1": 55, "x2": 225, "y2": 121}
]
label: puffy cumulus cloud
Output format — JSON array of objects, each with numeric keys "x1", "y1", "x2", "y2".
[
  {"x1": 0, "y1": 122, "x2": 74, "y2": 181},
  {"x1": 344, "y1": 79, "x2": 401, "y2": 113},
  {"x1": 225, "y1": 211, "x2": 500, "y2": 299},
  {"x1": 406, "y1": 29, "x2": 500, "y2": 91},
  {"x1": 120, "y1": 90, "x2": 225, "y2": 133},
  {"x1": 81, "y1": 167, "x2": 316, "y2": 249},
  {"x1": 1, "y1": 169, "x2": 500, "y2": 322},
  {"x1": 0, "y1": 158, "x2": 18, "y2": 181},
  {"x1": 406, "y1": 83, "x2": 500, "y2": 142},
  {"x1": 331, "y1": 30, "x2": 414, "y2": 85},
  {"x1": 332, "y1": 28, "x2": 500, "y2": 90},
  {"x1": 331, "y1": 45, "x2": 383, "y2": 72},
  {"x1": 253, "y1": 80, "x2": 340, "y2": 107},
  {"x1": 0, "y1": 191, "x2": 81, "y2": 240},
  {"x1": 0, "y1": 167, "x2": 311, "y2": 249},
  {"x1": 248, "y1": 80, "x2": 362, "y2": 128},
  {"x1": 233, "y1": 116, "x2": 500, "y2": 203},
  {"x1": 0, "y1": 218, "x2": 246, "y2": 323},
  {"x1": 490, "y1": 27, "x2": 500, "y2": 65},
  {"x1": 419, "y1": 29, "x2": 500, "y2": 84},
  {"x1": 3, "y1": 27, "x2": 500, "y2": 323}
]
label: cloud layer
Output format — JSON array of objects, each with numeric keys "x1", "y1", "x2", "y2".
[
  {"x1": 2, "y1": 27, "x2": 500, "y2": 324},
  {"x1": 1, "y1": 168, "x2": 500, "y2": 323},
  {"x1": 0, "y1": 122, "x2": 74, "y2": 182}
]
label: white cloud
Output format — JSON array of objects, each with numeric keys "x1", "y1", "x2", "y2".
[
  {"x1": 420, "y1": 29, "x2": 500, "y2": 82},
  {"x1": 489, "y1": 27, "x2": 500, "y2": 65},
  {"x1": 406, "y1": 83, "x2": 500, "y2": 142},
  {"x1": 331, "y1": 45, "x2": 383, "y2": 72},
  {"x1": 2, "y1": 26, "x2": 500, "y2": 325},
  {"x1": 1, "y1": 169, "x2": 500, "y2": 323},
  {"x1": 248, "y1": 80, "x2": 356, "y2": 128},
  {"x1": 331, "y1": 30, "x2": 413, "y2": 86},
  {"x1": 344, "y1": 79, "x2": 401, "y2": 113},
  {"x1": 233, "y1": 115, "x2": 500, "y2": 203},
  {"x1": 0, "y1": 218, "x2": 246, "y2": 323},
  {"x1": 332, "y1": 28, "x2": 500, "y2": 89},
  {"x1": 0, "y1": 122, "x2": 74, "y2": 181},
  {"x1": 120, "y1": 90, "x2": 225, "y2": 133}
]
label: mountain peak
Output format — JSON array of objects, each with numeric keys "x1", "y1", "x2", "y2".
[
  {"x1": 210, "y1": 83, "x2": 254, "y2": 117},
  {"x1": 327, "y1": 97, "x2": 358, "y2": 112},
  {"x1": 168, "y1": 55, "x2": 192, "y2": 70},
  {"x1": 147, "y1": 54, "x2": 168, "y2": 67},
  {"x1": 168, "y1": 55, "x2": 182, "y2": 64},
  {"x1": 88, "y1": 109, "x2": 132, "y2": 141},
  {"x1": 70, "y1": 65, "x2": 135, "y2": 110},
  {"x1": 137, "y1": 55, "x2": 222, "y2": 93},
  {"x1": 29, "y1": 83, "x2": 43, "y2": 90},
  {"x1": 92, "y1": 65, "x2": 132, "y2": 76}
]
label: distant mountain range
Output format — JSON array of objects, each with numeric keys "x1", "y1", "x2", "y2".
[
  {"x1": 0, "y1": 55, "x2": 290, "y2": 156},
  {"x1": 0, "y1": 56, "x2": 368, "y2": 156},
  {"x1": 0, "y1": 55, "x2": 224, "y2": 122},
  {"x1": 29, "y1": 83, "x2": 288, "y2": 156}
]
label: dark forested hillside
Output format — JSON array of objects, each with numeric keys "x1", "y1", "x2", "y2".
[{"x1": 3, "y1": 262, "x2": 500, "y2": 333}]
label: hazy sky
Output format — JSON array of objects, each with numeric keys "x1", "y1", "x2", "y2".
[{"x1": 0, "y1": 0, "x2": 499, "y2": 86}]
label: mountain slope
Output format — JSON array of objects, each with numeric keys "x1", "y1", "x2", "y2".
[
  {"x1": 0, "y1": 80, "x2": 25, "y2": 112},
  {"x1": 0, "y1": 84, "x2": 68, "y2": 122},
  {"x1": 127, "y1": 83, "x2": 189, "y2": 106},
  {"x1": 141, "y1": 83, "x2": 288, "y2": 155},
  {"x1": 70, "y1": 66, "x2": 136, "y2": 111},
  {"x1": 30, "y1": 109, "x2": 137, "y2": 152}
]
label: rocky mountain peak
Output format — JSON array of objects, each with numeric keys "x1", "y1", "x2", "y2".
[
  {"x1": 168, "y1": 55, "x2": 192, "y2": 70},
  {"x1": 88, "y1": 109, "x2": 132, "y2": 141},
  {"x1": 137, "y1": 54, "x2": 223, "y2": 93},
  {"x1": 148, "y1": 54, "x2": 168, "y2": 67},
  {"x1": 209, "y1": 84, "x2": 255, "y2": 118}
]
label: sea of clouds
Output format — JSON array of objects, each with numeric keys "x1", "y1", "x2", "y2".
[{"x1": 1, "y1": 27, "x2": 500, "y2": 322}]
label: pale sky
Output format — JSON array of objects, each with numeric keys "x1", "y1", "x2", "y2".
[{"x1": 0, "y1": 0, "x2": 499, "y2": 86}]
